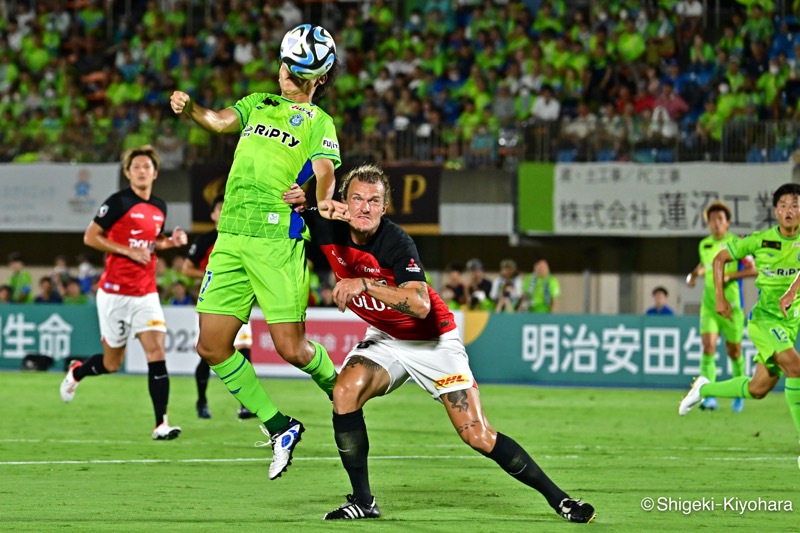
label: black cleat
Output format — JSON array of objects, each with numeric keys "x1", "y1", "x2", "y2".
[
  {"x1": 557, "y1": 498, "x2": 596, "y2": 523},
  {"x1": 237, "y1": 407, "x2": 257, "y2": 420},
  {"x1": 196, "y1": 402, "x2": 211, "y2": 419},
  {"x1": 323, "y1": 495, "x2": 381, "y2": 520}
]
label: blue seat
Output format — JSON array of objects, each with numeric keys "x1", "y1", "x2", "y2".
[
  {"x1": 556, "y1": 148, "x2": 577, "y2": 162},
  {"x1": 656, "y1": 149, "x2": 675, "y2": 163},
  {"x1": 768, "y1": 148, "x2": 790, "y2": 162},
  {"x1": 746, "y1": 147, "x2": 765, "y2": 163},
  {"x1": 596, "y1": 148, "x2": 617, "y2": 162}
]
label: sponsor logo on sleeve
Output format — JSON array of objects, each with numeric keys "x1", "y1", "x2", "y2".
[
  {"x1": 322, "y1": 137, "x2": 339, "y2": 152},
  {"x1": 406, "y1": 258, "x2": 421, "y2": 273},
  {"x1": 98, "y1": 204, "x2": 109, "y2": 217}
]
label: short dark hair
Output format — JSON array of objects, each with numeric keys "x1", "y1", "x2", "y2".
[
  {"x1": 8, "y1": 251, "x2": 23, "y2": 263},
  {"x1": 445, "y1": 262, "x2": 463, "y2": 273},
  {"x1": 652, "y1": 286, "x2": 668, "y2": 297},
  {"x1": 703, "y1": 201, "x2": 731, "y2": 223},
  {"x1": 211, "y1": 193, "x2": 224, "y2": 213},
  {"x1": 772, "y1": 183, "x2": 800, "y2": 206}
]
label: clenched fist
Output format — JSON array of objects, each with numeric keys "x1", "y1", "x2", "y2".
[{"x1": 170, "y1": 91, "x2": 192, "y2": 114}]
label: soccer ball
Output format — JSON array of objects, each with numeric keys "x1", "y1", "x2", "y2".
[{"x1": 280, "y1": 24, "x2": 336, "y2": 79}]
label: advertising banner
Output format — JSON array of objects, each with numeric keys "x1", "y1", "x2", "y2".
[
  {"x1": 518, "y1": 162, "x2": 792, "y2": 236},
  {"x1": 0, "y1": 164, "x2": 119, "y2": 232}
]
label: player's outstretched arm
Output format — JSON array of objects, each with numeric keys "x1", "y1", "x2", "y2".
[
  {"x1": 686, "y1": 263, "x2": 703, "y2": 287},
  {"x1": 712, "y1": 249, "x2": 733, "y2": 319},
  {"x1": 723, "y1": 257, "x2": 757, "y2": 282},
  {"x1": 318, "y1": 199, "x2": 351, "y2": 221},
  {"x1": 155, "y1": 227, "x2": 188, "y2": 250},
  {"x1": 84, "y1": 221, "x2": 149, "y2": 265},
  {"x1": 169, "y1": 91, "x2": 240, "y2": 134}
]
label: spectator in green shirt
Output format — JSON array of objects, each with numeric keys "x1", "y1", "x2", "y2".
[
  {"x1": 7, "y1": 252, "x2": 34, "y2": 303},
  {"x1": 519, "y1": 259, "x2": 561, "y2": 313}
]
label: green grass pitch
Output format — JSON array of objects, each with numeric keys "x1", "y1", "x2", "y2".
[{"x1": 0, "y1": 371, "x2": 797, "y2": 531}]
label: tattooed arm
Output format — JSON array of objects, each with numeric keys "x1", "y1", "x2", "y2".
[{"x1": 332, "y1": 278, "x2": 431, "y2": 318}]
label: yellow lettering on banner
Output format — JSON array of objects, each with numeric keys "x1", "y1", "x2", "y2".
[{"x1": 401, "y1": 174, "x2": 427, "y2": 214}]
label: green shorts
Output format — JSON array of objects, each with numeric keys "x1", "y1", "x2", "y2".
[
  {"x1": 196, "y1": 232, "x2": 308, "y2": 324},
  {"x1": 746, "y1": 318, "x2": 799, "y2": 376},
  {"x1": 699, "y1": 305, "x2": 744, "y2": 343}
]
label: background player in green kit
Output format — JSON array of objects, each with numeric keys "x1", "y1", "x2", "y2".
[
  {"x1": 685, "y1": 201, "x2": 756, "y2": 412},
  {"x1": 169, "y1": 25, "x2": 350, "y2": 480},
  {"x1": 680, "y1": 183, "x2": 800, "y2": 467}
]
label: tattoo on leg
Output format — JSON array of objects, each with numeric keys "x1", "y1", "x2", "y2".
[
  {"x1": 344, "y1": 355, "x2": 384, "y2": 373},
  {"x1": 446, "y1": 390, "x2": 470, "y2": 412},
  {"x1": 455, "y1": 420, "x2": 480, "y2": 435}
]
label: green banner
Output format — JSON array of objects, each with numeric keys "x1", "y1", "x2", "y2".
[
  {"x1": 517, "y1": 162, "x2": 554, "y2": 232},
  {"x1": 0, "y1": 304, "x2": 101, "y2": 369},
  {"x1": 465, "y1": 313, "x2": 783, "y2": 390}
]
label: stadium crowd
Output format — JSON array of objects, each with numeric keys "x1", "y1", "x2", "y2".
[
  {"x1": 2, "y1": 0, "x2": 800, "y2": 167},
  {"x1": 2, "y1": 250, "x2": 562, "y2": 314}
]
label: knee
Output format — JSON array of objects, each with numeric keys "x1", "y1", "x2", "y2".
[
  {"x1": 332, "y1": 380, "x2": 364, "y2": 413},
  {"x1": 104, "y1": 359, "x2": 122, "y2": 373},
  {"x1": 749, "y1": 386, "x2": 769, "y2": 400},
  {"x1": 275, "y1": 341, "x2": 310, "y2": 367},
  {"x1": 459, "y1": 425, "x2": 496, "y2": 455}
]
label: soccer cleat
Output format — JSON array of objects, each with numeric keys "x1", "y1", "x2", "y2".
[
  {"x1": 60, "y1": 360, "x2": 82, "y2": 402},
  {"x1": 256, "y1": 418, "x2": 305, "y2": 480},
  {"x1": 237, "y1": 407, "x2": 257, "y2": 420},
  {"x1": 699, "y1": 397, "x2": 718, "y2": 411},
  {"x1": 152, "y1": 421, "x2": 182, "y2": 440},
  {"x1": 732, "y1": 398, "x2": 744, "y2": 413},
  {"x1": 557, "y1": 498, "x2": 596, "y2": 523},
  {"x1": 678, "y1": 376, "x2": 710, "y2": 415},
  {"x1": 323, "y1": 494, "x2": 381, "y2": 520},
  {"x1": 196, "y1": 402, "x2": 211, "y2": 419}
]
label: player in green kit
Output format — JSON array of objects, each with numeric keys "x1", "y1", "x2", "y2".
[
  {"x1": 685, "y1": 201, "x2": 756, "y2": 412},
  {"x1": 680, "y1": 183, "x2": 800, "y2": 467},
  {"x1": 169, "y1": 24, "x2": 350, "y2": 480}
]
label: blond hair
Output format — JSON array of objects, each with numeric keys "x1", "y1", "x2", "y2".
[{"x1": 338, "y1": 164, "x2": 392, "y2": 205}]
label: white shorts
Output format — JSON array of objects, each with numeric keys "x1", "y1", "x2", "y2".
[
  {"x1": 96, "y1": 289, "x2": 166, "y2": 348},
  {"x1": 343, "y1": 326, "x2": 475, "y2": 400},
  {"x1": 193, "y1": 316, "x2": 252, "y2": 348}
]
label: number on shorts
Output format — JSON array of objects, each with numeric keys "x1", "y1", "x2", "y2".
[
  {"x1": 118, "y1": 320, "x2": 127, "y2": 336},
  {"x1": 200, "y1": 270, "x2": 212, "y2": 295},
  {"x1": 356, "y1": 340, "x2": 375, "y2": 350},
  {"x1": 771, "y1": 328, "x2": 788, "y2": 342}
]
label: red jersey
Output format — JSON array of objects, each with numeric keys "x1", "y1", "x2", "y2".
[
  {"x1": 187, "y1": 229, "x2": 217, "y2": 271},
  {"x1": 305, "y1": 210, "x2": 456, "y2": 341},
  {"x1": 93, "y1": 187, "x2": 167, "y2": 296}
]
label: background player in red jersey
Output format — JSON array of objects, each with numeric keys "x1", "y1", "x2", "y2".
[
  {"x1": 306, "y1": 165, "x2": 595, "y2": 523},
  {"x1": 60, "y1": 145, "x2": 188, "y2": 441}
]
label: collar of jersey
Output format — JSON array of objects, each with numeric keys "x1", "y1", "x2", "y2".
[
  {"x1": 279, "y1": 95, "x2": 315, "y2": 107},
  {"x1": 773, "y1": 226, "x2": 800, "y2": 241}
]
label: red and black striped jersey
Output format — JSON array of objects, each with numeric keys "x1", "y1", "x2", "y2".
[
  {"x1": 93, "y1": 187, "x2": 166, "y2": 296},
  {"x1": 187, "y1": 229, "x2": 218, "y2": 271},
  {"x1": 305, "y1": 210, "x2": 456, "y2": 340}
]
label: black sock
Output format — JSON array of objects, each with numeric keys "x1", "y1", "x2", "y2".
[
  {"x1": 333, "y1": 409, "x2": 372, "y2": 505},
  {"x1": 148, "y1": 361, "x2": 170, "y2": 427},
  {"x1": 72, "y1": 354, "x2": 108, "y2": 381},
  {"x1": 485, "y1": 433, "x2": 569, "y2": 509},
  {"x1": 239, "y1": 347, "x2": 251, "y2": 362},
  {"x1": 195, "y1": 359, "x2": 210, "y2": 405}
]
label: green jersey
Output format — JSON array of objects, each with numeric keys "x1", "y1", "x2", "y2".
[
  {"x1": 220, "y1": 93, "x2": 341, "y2": 238},
  {"x1": 727, "y1": 226, "x2": 800, "y2": 322},
  {"x1": 699, "y1": 233, "x2": 743, "y2": 310}
]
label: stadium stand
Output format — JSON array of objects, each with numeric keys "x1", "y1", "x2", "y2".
[{"x1": 1, "y1": 0, "x2": 800, "y2": 167}]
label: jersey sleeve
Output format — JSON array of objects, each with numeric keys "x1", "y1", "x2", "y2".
[
  {"x1": 93, "y1": 193, "x2": 126, "y2": 231},
  {"x1": 229, "y1": 92, "x2": 266, "y2": 132},
  {"x1": 153, "y1": 197, "x2": 167, "y2": 235},
  {"x1": 309, "y1": 113, "x2": 341, "y2": 169},
  {"x1": 388, "y1": 233, "x2": 427, "y2": 286},
  {"x1": 187, "y1": 234, "x2": 207, "y2": 265},
  {"x1": 727, "y1": 232, "x2": 759, "y2": 260},
  {"x1": 550, "y1": 277, "x2": 561, "y2": 298}
]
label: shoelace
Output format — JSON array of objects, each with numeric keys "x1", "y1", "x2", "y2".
[{"x1": 254, "y1": 425, "x2": 272, "y2": 448}]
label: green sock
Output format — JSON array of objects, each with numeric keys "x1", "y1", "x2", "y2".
[
  {"x1": 730, "y1": 356, "x2": 745, "y2": 378},
  {"x1": 211, "y1": 350, "x2": 289, "y2": 432},
  {"x1": 700, "y1": 354, "x2": 717, "y2": 383},
  {"x1": 784, "y1": 377, "x2": 800, "y2": 438},
  {"x1": 300, "y1": 341, "x2": 337, "y2": 398},
  {"x1": 701, "y1": 376, "x2": 753, "y2": 399}
]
